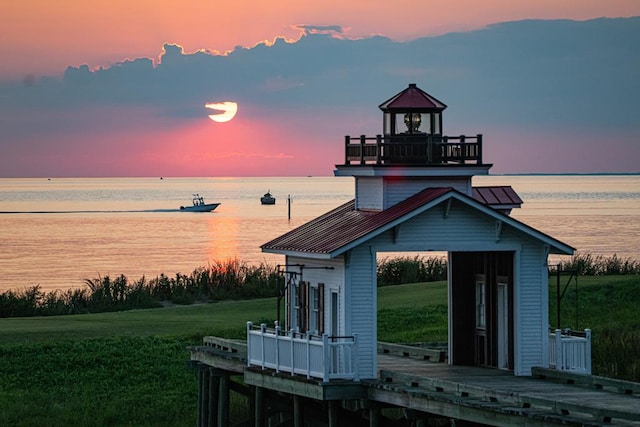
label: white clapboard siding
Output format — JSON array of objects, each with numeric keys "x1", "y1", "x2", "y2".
[
  {"x1": 346, "y1": 245, "x2": 378, "y2": 379},
  {"x1": 384, "y1": 178, "x2": 472, "y2": 209},
  {"x1": 288, "y1": 255, "x2": 346, "y2": 334},
  {"x1": 361, "y1": 200, "x2": 550, "y2": 375},
  {"x1": 516, "y1": 240, "x2": 549, "y2": 375},
  {"x1": 355, "y1": 177, "x2": 383, "y2": 210}
]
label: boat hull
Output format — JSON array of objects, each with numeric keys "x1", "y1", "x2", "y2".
[{"x1": 180, "y1": 203, "x2": 220, "y2": 212}]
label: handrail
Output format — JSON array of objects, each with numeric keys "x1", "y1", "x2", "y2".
[
  {"x1": 344, "y1": 134, "x2": 483, "y2": 166},
  {"x1": 549, "y1": 328, "x2": 591, "y2": 374},
  {"x1": 246, "y1": 321, "x2": 359, "y2": 382}
]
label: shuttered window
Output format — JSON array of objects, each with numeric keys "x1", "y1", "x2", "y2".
[
  {"x1": 308, "y1": 283, "x2": 324, "y2": 335},
  {"x1": 288, "y1": 279, "x2": 325, "y2": 335}
]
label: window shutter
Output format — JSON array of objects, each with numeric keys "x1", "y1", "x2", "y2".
[
  {"x1": 301, "y1": 281, "x2": 309, "y2": 333},
  {"x1": 285, "y1": 275, "x2": 292, "y2": 331},
  {"x1": 318, "y1": 283, "x2": 325, "y2": 335}
]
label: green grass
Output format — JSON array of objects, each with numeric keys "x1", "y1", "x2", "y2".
[
  {"x1": 0, "y1": 298, "x2": 277, "y2": 346},
  {"x1": 377, "y1": 281, "x2": 448, "y2": 342},
  {"x1": 377, "y1": 280, "x2": 447, "y2": 309},
  {"x1": 0, "y1": 276, "x2": 638, "y2": 426}
]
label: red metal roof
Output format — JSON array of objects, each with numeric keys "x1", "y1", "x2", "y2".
[
  {"x1": 378, "y1": 83, "x2": 447, "y2": 111},
  {"x1": 472, "y1": 186, "x2": 523, "y2": 207},
  {"x1": 261, "y1": 185, "x2": 572, "y2": 257},
  {"x1": 261, "y1": 187, "x2": 451, "y2": 256}
]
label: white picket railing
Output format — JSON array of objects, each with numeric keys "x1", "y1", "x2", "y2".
[
  {"x1": 246, "y1": 322, "x2": 359, "y2": 382},
  {"x1": 549, "y1": 328, "x2": 591, "y2": 374}
]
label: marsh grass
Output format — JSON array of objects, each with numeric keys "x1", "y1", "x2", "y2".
[
  {"x1": 3, "y1": 253, "x2": 637, "y2": 319},
  {"x1": 552, "y1": 252, "x2": 640, "y2": 276},
  {"x1": 0, "y1": 259, "x2": 281, "y2": 318}
]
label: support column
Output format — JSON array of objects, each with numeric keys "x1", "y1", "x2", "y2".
[
  {"x1": 254, "y1": 386, "x2": 264, "y2": 427},
  {"x1": 198, "y1": 366, "x2": 210, "y2": 427},
  {"x1": 328, "y1": 401, "x2": 338, "y2": 427},
  {"x1": 369, "y1": 407, "x2": 380, "y2": 427},
  {"x1": 293, "y1": 395, "x2": 303, "y2": 427},
  {"x1": 208, "y1": 370, "x2": 221, "y2": 427},
  {"x1": 218, "y1": 374, "x2": 230, "y2": 427}
]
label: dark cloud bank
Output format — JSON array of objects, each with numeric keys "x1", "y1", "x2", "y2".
[{"x1": 1, "y1": 17, "x2": 639, "y2": 175}]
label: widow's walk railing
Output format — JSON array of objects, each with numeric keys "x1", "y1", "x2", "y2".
[
  {"x1": 246, "y1": 322, "x2": 359, "y2": 382},
  {"x1": 549, "y1": 328, "x2": 592, "y2": 374},
  {"x1": 344, "y1": 134, "x2": 483, "y2": 166}
]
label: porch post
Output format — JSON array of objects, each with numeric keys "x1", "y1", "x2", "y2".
[
  {"x1": 585, "y1": 329, "x2": 592, "y2": 374},
  {"x1": 290, "y1": 329, "x2": 295, "y2": 375},
  {"x1": 322, "y1": 334, "x2": 330, "y2": 382},
  {"x1": 353, "y1": 333, "x2": 359, "y2": 381},
  {"x1": 306, "y1": 334, "x2": 312, "y2": 379},
  {"x1": 260, "y1": 323, "x2": 266, "y2": 369},
  {"x1": 275, "y1": 323, "x2": 281, "y2": 373},
  {"x1": 246, "y1": 322, "x2": 252, "y2": 367},
  {"x1": 555, "y1": 329, "x2": 562, "y2": 370}
]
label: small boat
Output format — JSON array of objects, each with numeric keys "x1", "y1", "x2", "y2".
[
  {"x1": 260, "y1": 190, "x2": 276, "y2": 205},
  {"x1": 180, "y1": 194, "x2": 220, "y2": 212}
]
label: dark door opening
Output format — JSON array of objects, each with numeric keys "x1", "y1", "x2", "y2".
[{"x1": 451, "y1": 251, "x2": 514, "y2": 370}]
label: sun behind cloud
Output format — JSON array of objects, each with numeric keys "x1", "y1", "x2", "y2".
[{"x1": 205, "y1": 101, "x2": 238, "y2": 122}]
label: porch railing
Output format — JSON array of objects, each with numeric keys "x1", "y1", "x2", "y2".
[
  {"x1": 246, "y1": 322, "x2": 359, "y2": 382},
  {"x1": 549, "y1": 328, "x2": 592, "y2": 374},
  {"x1": 344, "y1": 134, "x2": 483, "y2": 166}
]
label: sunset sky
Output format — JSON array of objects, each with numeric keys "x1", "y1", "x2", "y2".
[{"x1": 1, "y1": 1, "x2": 639, "y2": 177}]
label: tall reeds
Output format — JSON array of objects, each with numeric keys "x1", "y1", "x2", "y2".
[
  {"x1": 376, "y1": 255, "x2": 447, "y2": 286},
  {"x1": 1, "y1": 253, "x2": 637, "y2": 318},
  {"x1": 0, "y1": 259, "x2": 280, "y2": 318},
  {"x1": 551, "y1": 252, "x2": 640, "y2": 275}
]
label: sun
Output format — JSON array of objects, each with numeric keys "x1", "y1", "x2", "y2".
[{"x1": 205, "y1": 101, "x2": 238, "y2": 122}]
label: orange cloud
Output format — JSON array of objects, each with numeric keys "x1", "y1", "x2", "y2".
[{"x1": 3, "y1": 0, "x2": 638, "y2": 78}]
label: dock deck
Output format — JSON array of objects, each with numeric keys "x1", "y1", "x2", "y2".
[{"x1": 190, "y1": 338, "x2": 640, "y2": 426}]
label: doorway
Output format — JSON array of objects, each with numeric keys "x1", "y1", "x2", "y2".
[{"x1": 451, "y1": 252, "x2": 514, "y2": 370}]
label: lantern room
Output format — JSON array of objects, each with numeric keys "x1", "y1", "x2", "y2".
[
  {"x1": 380, "y1": 83, "x2": 447, "y2": 138},
  {"x1": 338, "y1": 83, "x2": 486, "y2": 172}
]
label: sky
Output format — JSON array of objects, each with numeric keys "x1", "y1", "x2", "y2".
[{"x1": 1, "y1": 1, "x2": 640, "y2": 177}]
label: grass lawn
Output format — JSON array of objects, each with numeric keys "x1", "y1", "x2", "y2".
[
  {"x1": 0, "y1": 275, "x2": 638, "y2": 426},
  {"x1": 0, "y1": 297, "x2": 277, "y2": 345}
]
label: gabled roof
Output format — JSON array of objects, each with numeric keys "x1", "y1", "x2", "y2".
[
  {"x1": 261, "y1": 187, "x2": 574, "y2": 259},
  {"x1": 378, "y1": 83, "x2": 447, "y2": 112}
]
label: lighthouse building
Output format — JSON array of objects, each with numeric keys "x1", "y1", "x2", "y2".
[{"x1": 250, "y1": 83, "x2": 577, "y2": 381}]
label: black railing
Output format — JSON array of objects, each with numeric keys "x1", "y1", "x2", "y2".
[{"x1": 344, "y1": 134, "x2": 483, "y2": 166}]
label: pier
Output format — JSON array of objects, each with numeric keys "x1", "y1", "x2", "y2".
[
  {"x1": 189, "y1": 337, "x2": 640, "y2": 427},
  {"x1": 189, "y1": 84, "x2": 639, "y2": 426}
]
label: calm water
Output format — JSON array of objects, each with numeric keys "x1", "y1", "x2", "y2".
[{"x1": 1, "y1": 175, "x2": 638, "y2": 292}]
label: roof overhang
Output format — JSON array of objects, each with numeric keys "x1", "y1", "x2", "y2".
[
  {"x1": 334, "y1": 164, "x2": 493, "y2": 178},
  {"x1": 328, "y1": 190, "x2": 573, "y2": 258},
  {"x1": 261, "y1": 188, "x2": 575, "y2": 259}
]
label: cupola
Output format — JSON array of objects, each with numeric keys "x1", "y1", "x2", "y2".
[{"x1": 379, "y1": 83, "x2": 447, "y2": 138}]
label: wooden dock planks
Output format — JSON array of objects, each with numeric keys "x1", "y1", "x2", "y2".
[{"x1": 189, "y1": 338, "x2": 640, "y2": 426}]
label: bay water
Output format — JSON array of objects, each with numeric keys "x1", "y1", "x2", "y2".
[{"x1": 0, "y1": 175, "x2": 638, "y2": 292}]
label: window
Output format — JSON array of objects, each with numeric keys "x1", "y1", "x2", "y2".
[
  {"x1": 308, "y1": 284, "x2": 324, "y2": 335},
  {"x1": 287, "y1": 279, "x2": 325, "y2": 335},
  {"x1": 476, "y1": 278, "x2": 486, "y2": 330}
]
